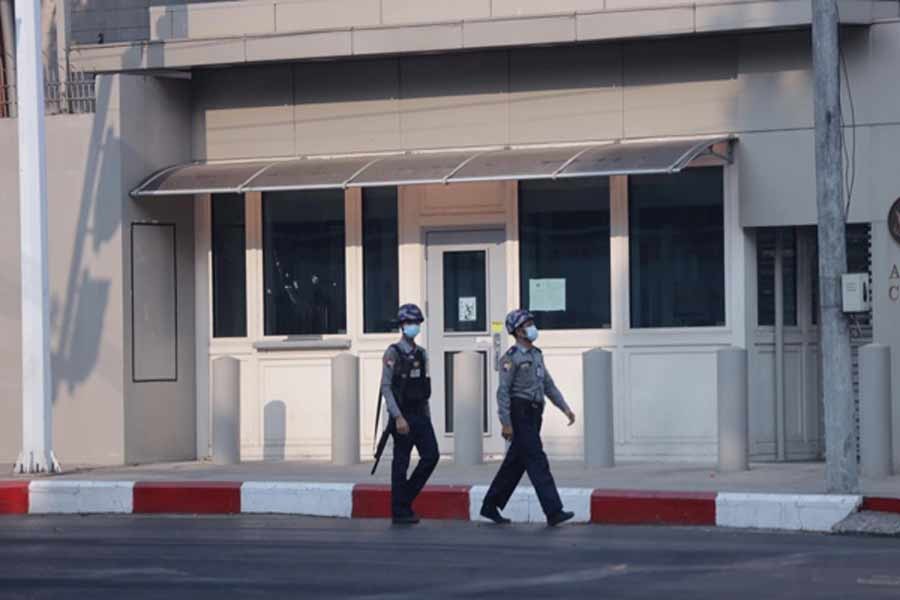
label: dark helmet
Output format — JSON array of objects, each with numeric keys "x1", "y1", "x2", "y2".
[
  {"x1": 505, "y1": 309, "x2": 534, "y2": 334},
  {"x1": 397, "y1": 303, "x2": 425, "y2": 324}
]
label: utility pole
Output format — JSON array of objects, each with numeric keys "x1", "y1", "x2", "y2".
[
  {"x1": 811, "y1": 0, "x2": 856, "y2": 493},
  {"x1": 13, "y1": 0, "x2": 59, "y2": 474}
]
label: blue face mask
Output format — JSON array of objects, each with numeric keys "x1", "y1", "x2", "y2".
[
  {"x1": 524, "y1": 325, "x2": 539, "y2": 342},
  {"x1": 402, "y1": 324, "x2": 421, "y2": 339}
]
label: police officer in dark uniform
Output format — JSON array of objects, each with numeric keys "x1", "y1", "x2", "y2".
[
  {"x1": 480, "y1": 309, "x2": 576, "y2": 526},
  {"x1": 380, "y1": 303, "x2": 439, "y2": 525}
]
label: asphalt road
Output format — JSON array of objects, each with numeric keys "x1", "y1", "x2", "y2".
[{"x1": 2, "y1": 516, "x2": 900, "y2": 599}]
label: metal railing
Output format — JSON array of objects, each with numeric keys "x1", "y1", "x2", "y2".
[{"x1": 0, "y1": 68, "x2": 96, "y2": 118}]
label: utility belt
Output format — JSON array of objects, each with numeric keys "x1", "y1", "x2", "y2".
[
  {"x1": 400, "y1": 401, "x2": 430, "y2": 417},
  {"x1": 511, "y1": 397, "x2": 544, "y2": 417}
]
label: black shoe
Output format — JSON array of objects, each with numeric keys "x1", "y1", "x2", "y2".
[
  {"x1": 480, "y1": 504, "x2": 511, "y2": 525},
  {"x1": 547, "y1": 510, "x2": 575, "y2": 527},
  {"x1": 392, "y1": 513, "x2": 420, "y2": 525}
]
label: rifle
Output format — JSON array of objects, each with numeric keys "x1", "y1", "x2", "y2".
[
  {"x1": 371, "y1": 387, "x2": 391, "y2": 475},
  {"x1": 371, "y1": 420, "x2": 392, "y2": 476}
]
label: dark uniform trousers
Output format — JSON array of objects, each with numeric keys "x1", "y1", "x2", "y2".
[
  {"x1": 484, "y1": 399, "x2": 563, "y2": 517},
  {"x1": 391, "y1": 409, "x2": 439, "y2": 517}
]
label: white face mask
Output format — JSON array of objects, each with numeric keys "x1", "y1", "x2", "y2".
[
  {"x1": 402, "y1": 324, "x2": 421, "y2": 339},
  {"x1": 524, "y1": 325, "x2": 539, "y2": 342}
]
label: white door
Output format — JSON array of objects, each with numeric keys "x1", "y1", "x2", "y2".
[{"x1": 426, "y1": 230, "x2": 507, "y2": 457}]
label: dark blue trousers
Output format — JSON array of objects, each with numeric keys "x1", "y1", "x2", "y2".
[
  {"x1": 391, "y1": 412, "x2": 439, "y2": 517},
  {"x1": 483, "y1": 399, "x2": 563, "y2": 518}
]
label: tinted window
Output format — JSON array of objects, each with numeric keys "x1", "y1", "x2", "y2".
[
  {"x1": 212, "y1": 194, "x2": 247, "y2": 338},
  {"x1": 263, "y1": 190, "x2": 346, "y2": 335},
  {"x1": 519, "y1": 178, "x2": 611, "y2": 330},
  {"x1": 363, "y1": 188, "x2": 399, "y2": 333},
  {"x1": 629, "y1": 168, "x2": 725, "y2": 328}
]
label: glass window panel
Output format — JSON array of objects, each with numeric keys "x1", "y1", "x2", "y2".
[
  {"x1": 363, "y1": 187, "x2": 399, "y2": 334},
  {"x1": 519, "y1": 178, "x2": 611, "y2": 330},
  {"x1": 756, "y1": 228, "x2": 797, "y2": 327},
  {"x1": 444, "y1": 351, "x2": 488, "y2": 434},
  {"x1": 212, "y1": 194, "x2": 247, "y2": 338},
  {"x1": 629, "y1": 167, "x2": 725, "y2": 328},
  {"x1": 443, "y1": 251, "x2": 487, "y2": 333},
  {"x1": 263, "y1": 190, "x2": 346, "y2": 335}
]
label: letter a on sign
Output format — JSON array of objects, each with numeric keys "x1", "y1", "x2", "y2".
[{"x1": 891, "y1": 264, "x2": 900, "y2": 280}]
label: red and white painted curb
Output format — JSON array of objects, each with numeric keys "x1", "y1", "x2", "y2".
[{"x1": 0, "y1": 480, "x2": 885, "y2": 533}]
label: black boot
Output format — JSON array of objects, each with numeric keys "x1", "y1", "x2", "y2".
[
  {"x1": 547, "y1": 510, "x2": 575, "y2": 527},
  {"x1": 480, "y1": 504, "x2": 511, "y2": 525},
  {"x1": 392, "y1": 510, "x2": 420, "y2": 525}
]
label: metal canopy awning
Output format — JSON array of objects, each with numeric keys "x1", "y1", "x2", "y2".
[{"x1": 131, "y1": 136, "x2": 735, "y2": 197}]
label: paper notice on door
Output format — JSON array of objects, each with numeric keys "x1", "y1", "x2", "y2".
[
  {"x1": 459, "y1": 297, "x2": 477, "y2": 322},
  {"x1": 529, "y1": 279, "x2": 566, "y2": 312}
]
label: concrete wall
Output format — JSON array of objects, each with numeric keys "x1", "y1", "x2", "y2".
[
  {"x1": 0, "y1": 72, "x2": 195, "y2": 467},
  {"x1": 0, "y1": 108, "x2": 127, "y2": 465},
  {"x1": 118, "y1": 74, "x2": 196, "y2": 464},
  {"x1": 0, "y1": 120, "x2": 22, "y2": 464}
]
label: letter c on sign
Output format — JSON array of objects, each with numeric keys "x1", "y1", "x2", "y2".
[{"x1": 891, "y1": 285, "x2": 900, "y2": 302}]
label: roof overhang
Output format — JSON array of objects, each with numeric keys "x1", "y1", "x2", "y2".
[{"x1": 130, "y1": 136, "x2": 736, "y2": 198}]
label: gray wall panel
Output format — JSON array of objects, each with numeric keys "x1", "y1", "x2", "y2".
[
  {"x1": 735, "y1": 31, "x2": 813, "y2": 132},
  {"x1": 293, "y1": 59, "x2": 401, "y2": 156},
  {"x1": 623, "y1": 36, "x2": 740, "y2": 138},
  {"x1": 192, "y1": 65, "x2": 294, "y2": 161},
  {"x1": 131, "y1": 224, "x2": 177, "y2": 382},
  {"x1": 738, "y1": 129, "x2": 817, "y2": 228},
  {"x1": 400, "y1": 51, "x2": 509, "y2": 149},
  {"x1": 120, "y1": 74, "x2": 196, "y2": 464},
  {"x1": 509, "y1": 44, "x2": 623, "y2": 144}
]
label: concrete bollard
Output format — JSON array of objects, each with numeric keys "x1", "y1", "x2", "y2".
[
  {"x1": 860, "y1": 344, "x2": 893, "y2": 479},
  {"x1": 212, "y1": 356, "x2": 241, "y2": 465},
  {"x1": 583, "y1": 348, "x2": 614, "y2": 467},
  {"x1": 717, "y1": 347, "x2": 749, "y2": 472},
  {"x1": 453, "y1": 351, "x2": 484, "y2": 466},
  {"x1": 331, "y1": 353, "x2": 361, "y2": 466}
]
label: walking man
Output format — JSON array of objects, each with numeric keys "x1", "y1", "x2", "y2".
[
  {"x1": 380, "y1": 303, "x2": 439, "y2": 525},
  {"x1": 480, "y1": 309, "x2": 576, "y2": 526}
]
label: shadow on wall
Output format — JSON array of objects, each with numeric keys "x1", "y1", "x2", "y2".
[
  {"x1": 49, "y1": 79, "x2": 118, "y2": 401},
  {"x1": 264, "y1": 400, "x2": 286, "y2": 461}
]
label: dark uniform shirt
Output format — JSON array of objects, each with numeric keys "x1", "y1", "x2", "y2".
[
  {"x1": 497, "y1": 344, "x2": 569, "y2": 427},
  {"x1": 380, "y1": 338, "x2": 430, "y2": 419}
]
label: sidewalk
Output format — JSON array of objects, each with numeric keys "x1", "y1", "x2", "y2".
[
  {"x1": 4, "y1": 460, "x2": 900, "y2": 533},
  {"x1": 26, "y1": 459, "x2": 900, "y2": 497}
]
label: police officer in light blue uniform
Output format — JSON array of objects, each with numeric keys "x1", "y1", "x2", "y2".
[
  {"x1": 480, "y1": 309, "x2": 576, "y2": 526},
  {"x1": 380, "y1": 303, "x2": 439, "y2": 525}
]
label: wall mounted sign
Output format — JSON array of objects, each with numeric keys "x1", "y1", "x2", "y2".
[{"x1": 890, "y1": 197, "x2": 900, "y2": 245}]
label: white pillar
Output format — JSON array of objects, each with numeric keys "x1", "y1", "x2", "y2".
[
  {"x1": 583, "y1": 348, "x2": 614, "y2": 467},
  {"x1": 14, "y1": 0, "x2": 58, "y2": 473},
  {"x1": 860, "y1": 344, "x2": 893, "y2": 479},
  {"x1": 331, "y1": 353, "x2": 360, "y2": 466},
  {"x1": 452, "y1": 351, "x2": 483, "y2": 466},
  {"x1": 212, "y1": 356, "x2": 241, "y2": 465},
  {"x1": 717, "y1": 347, "x2": 749, "y2": 472}
]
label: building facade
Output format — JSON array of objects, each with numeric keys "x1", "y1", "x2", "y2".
[{"x1": 2, "y1": 0, "x2": 900, "y2": 467}]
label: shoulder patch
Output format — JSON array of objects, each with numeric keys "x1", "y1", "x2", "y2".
[{"x1": 501, "y1": 359, "x2": 513, "y2": 372}]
